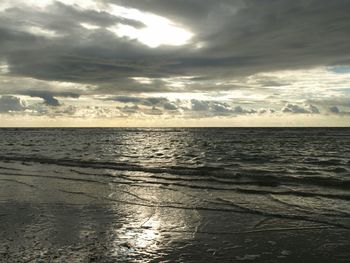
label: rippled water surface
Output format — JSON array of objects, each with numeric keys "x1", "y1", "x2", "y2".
[{"x1": 0, "y1": 128, "x2": 349, "y2": 262}]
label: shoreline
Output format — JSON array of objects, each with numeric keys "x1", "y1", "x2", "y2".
[{"x1": 1, "y1": 162, "x2": 349, "y2": 262}]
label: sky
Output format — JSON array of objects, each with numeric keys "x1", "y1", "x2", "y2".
[{"x1": 0, "y1": 0, "x2": 350, "y2": 127}]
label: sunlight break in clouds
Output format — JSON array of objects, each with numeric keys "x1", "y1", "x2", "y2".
[
  {"x1": 2, "y1": 0, "x2": 193, "y2": 48},
  {"x1": 107, "y1": 5, "x2": 193, "y2": 47}
]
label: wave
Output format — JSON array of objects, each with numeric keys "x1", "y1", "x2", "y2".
[
  {"x1": 0, "y1": 155, "x2": 349, "y2": 190},
  {"x1": 302, "y1": 158, "x2": 347, "y2": 166},
  {"x1": 1, "y1": 169, "x2": 350, "y2": 202},
  {"x1": 3, "y1": 171, "x2": 349, "y2": 230}
]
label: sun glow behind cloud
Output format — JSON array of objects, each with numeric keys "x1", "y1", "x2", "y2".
[
  {"x1": 80, "y1": 23, "x2": 100, "y2": 30},
  {"x1": 107, "y1": 5, "x2": 193, "y2": 48},
  {"x1": 108, "y1": 23, "x2": 192, "y2": 47},
  {"x1": 1, "y1": 0, "x2": 193, "y2": 48}
]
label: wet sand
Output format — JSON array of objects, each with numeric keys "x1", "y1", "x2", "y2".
[{"x1": 1, "y1": 162, "x2": 349, "y2": 262}]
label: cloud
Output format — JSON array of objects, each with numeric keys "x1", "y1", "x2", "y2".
[
  {"x1": 211, "y1": 102, "x2": 231, "y2": 113},
  {"x1": 282, "y1": 103, "x2": 319, "y2": 114},
  {"x1": 104, "y1": 96, "x2": 326, "y2": 118},
  {"x1": 43, "y1": 95, "x2": 60, "y2": 106},
  {"x1": 306, "y1": 98, "x2": 350, "y2": 108},
  {"x1": 329, "y1": 106, "x2": 340, "y2": 114},
  {"x1": 0, "y1": 95, "x2": 26, "y2": 112},
  {"x1": 0, "y1": 0, "x2": 349, "y2": 125},
  {"x1": 191, "y1": 99, "x2": 209, "y2": 111},
  {"x1": 103, "y1": 96, "x2": 264, "y2": 117},
  {"x1": 259, "y1": 108, "x2": 275, "y2": 114},
  {"x1": 328, "y1": 106, "x2": 350, "y2": 115},
  {"x1": 104, "y1": 95, "x2": 143, "y2": 104},
  {"x1": 144, "y1": 106, "x2": 163, "y2": 115},
  {"x1": 118, "y1": 105, "x2": 140, "y2": 114},
  {"x1": 23, "y1": 91, "x2": 80, "y2": 106},
  {"x1": 188, "y1": 99, "x2": 259, "y2": 117},
  {"x1": 233, "y1": 106, "x2": 244, "y2": 114},
  {"x1": 163, "y1": 102, "x2": 178, "y2": 110},
  {"x1": 0, "y1": 0, "x2": 349, "y2": 93},
  {"x1": 104, "y1": 96, "x2": 168, "y2": 106},
  {"x1": 307, "y1": 104, "x2": 320, "y2": 114}
]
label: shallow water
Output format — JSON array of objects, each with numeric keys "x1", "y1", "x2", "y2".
[{"x1": 0, "y1": 128, "x2": 349, "y2": 262}]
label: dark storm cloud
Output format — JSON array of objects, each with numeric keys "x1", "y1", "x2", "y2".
[{"x1": 0, "y1": 0, "x2": 349, "y2": 97}]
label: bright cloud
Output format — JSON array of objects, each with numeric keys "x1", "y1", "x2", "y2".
[{"x1": 107, "y1": 5, "x2": 193, "y2": 47}]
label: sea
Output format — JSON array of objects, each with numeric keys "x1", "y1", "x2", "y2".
[{"x1": 0, "y1": 128, "x2": 349, "y2": 262}]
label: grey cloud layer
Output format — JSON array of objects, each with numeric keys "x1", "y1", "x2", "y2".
[
  {"x1": 102, "y1": 96, "x2": 323, "y2": 118},
  {"x1": 0, "y1": 0, "x2": 349, "y2": 121},
  {"x1": 3, "y1": 94, "x2": 348, "y2": 119},
  {"x1": 1, "y1": 0, "x2": 350, "y2": 93}
]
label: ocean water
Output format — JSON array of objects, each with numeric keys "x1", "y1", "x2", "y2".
[{"x1": 0, "y1": 128, "x2": 349, "y2": 262}]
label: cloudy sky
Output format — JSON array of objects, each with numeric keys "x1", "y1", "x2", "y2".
[{"x1": 0, "y1": 0, "x2": 349, "y2": 126}]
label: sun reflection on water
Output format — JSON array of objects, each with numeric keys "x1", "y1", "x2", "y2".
[
  {"x1": 133, "y1": 216, "x2": 161, "y2": 248},
  {"x1": 102, "y1": 131, "x2": 203, "y2": 260},
  {"x1": 106, "y1": 179, "x2": 201, "y2": 260},
  {"x1": 109, "y1": 206, "x2": 164, "y2": 259}
]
